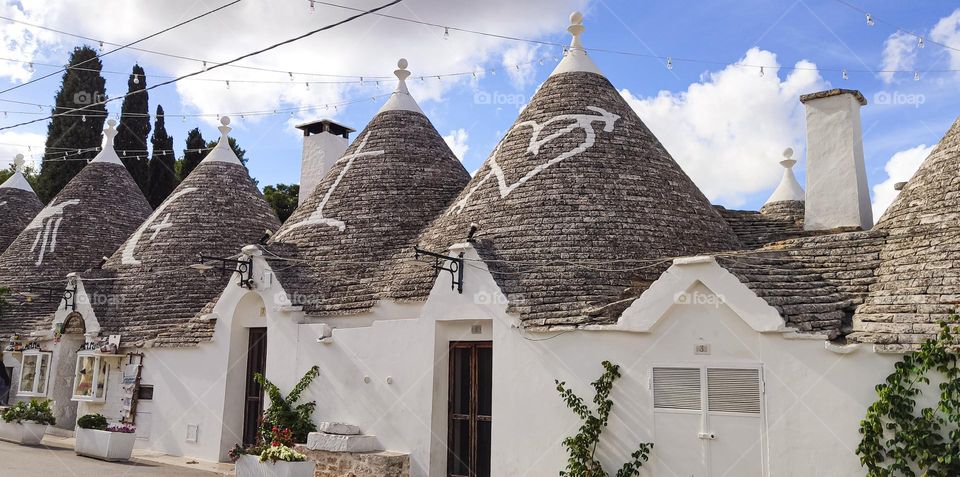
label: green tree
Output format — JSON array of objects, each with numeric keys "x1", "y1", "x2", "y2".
[
  {"x1": 178, "y1": 128, "x2": 206, "y2": 181},
  {"x1": 36, "y1": 46, "x2": 107, "y2": 203},
  {"x1": 146, "y1": 105, "x2": 178, "y2": 207},
  {"x1": 113, "y1": 64, "x2": 151, "y2": 194},
  {"x1": 263, "y1": 184, "x2": 299, "y2": 223}
]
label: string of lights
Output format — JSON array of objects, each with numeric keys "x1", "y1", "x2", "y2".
[{"x1": 0, "y1": 0, "x2": 244, "y2": 96}]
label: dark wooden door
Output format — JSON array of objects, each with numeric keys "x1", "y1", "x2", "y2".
[
  {"x1": 242, "y1": 328, "x2": 268, "y2": 446},
  {"x1": 448, "y1": 341, "x2": 492, "y2": 477}
]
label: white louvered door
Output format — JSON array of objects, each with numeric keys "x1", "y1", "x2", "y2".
[{"x1": 652, "y1": 366, "x2": 765, "y2": 477}]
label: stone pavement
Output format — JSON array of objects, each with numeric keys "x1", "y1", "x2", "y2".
[{"x1": 0, "y1": 438, "x2": 226, "y2": 476}]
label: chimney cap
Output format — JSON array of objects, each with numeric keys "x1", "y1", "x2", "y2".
[
  {"x1": 296, "y1": 119, "x2": 356, "y2": 136},
  {"x1": 800, "y1": 88, "x2": 867, "y2": 106}
]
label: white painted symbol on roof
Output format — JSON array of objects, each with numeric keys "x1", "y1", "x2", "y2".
[
  {"x1": 450, "y1": 106, "x2": 619, "y2": 214},
  {"x1": 25, "y1": 199, "x2": 80, "y2": 266},
  {"x1": 0, "y1": 201, "x2": 6, "y2": 207},
  {"x1": 275, "y1": 132, "x2": 385, "y2": 239},
  {"x1": 121, "y1": 187, "x2": 199, "y2": 265},
  {"x1": 148, "y1": 214, "x2": 173, "y2": 240}
]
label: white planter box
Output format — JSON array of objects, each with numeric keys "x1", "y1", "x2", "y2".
[
  {"x1": 0, "y1": 420, "x2": 48, "y2": 445},
  {"x1": 74, "y1": 428, "x2": 136, "y2": 461},
  {"x1": 236, "y1": 454, "x2": 315, "y2": 477}
]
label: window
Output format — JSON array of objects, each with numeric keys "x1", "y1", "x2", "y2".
[
  {"x1": 72, "y1": 353, "x2": 110, "y2": 402},
  {"x1": 17, "y1": 351, "x2": 51, "y2": 397},
  {"x1": 137, "y1": 385, "x2": 154, "y2": 401}
]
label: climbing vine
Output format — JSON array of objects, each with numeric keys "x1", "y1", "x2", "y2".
[
  {"x1": 555, "y1": 360, "x2": 653, "y2": 477},
  {"x1": 857, "y1": 320, "x2": 960, "y2": 476}
]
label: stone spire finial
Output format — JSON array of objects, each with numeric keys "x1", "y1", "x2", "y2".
[
  {"x1": 202, "y1": 115, "x2": 242, "y2": 165},
  {"x1": 104, "y1": 119, "x2": 118, "y2": 148},
  {"x1": 13, "y1": 153, "x2": 25, "y2": 173},
  {"x1": 551, "y1": 11, "x2": 601, "y2": 76},
  {"x1": 378, "y1": 58, "x2": 423, "y2": 114},
  {"x1": 568, "y1": 11, "x2": 586, "y2": 50},
  {"x1": 764, "y1": 146, "x2": 805, "y2": 205},
  {"x1": 90, "y1": 119, "x2": 123, "y2": 165},
  {"x1": 780, "y1": 147, "x2": 796, "y2": 169},
  {"x1": 218, "y1": 115, "x2": 232, "y2": 142}
]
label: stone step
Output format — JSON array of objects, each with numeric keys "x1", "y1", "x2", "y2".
[
  {"x1": 306, "y1": 432, "x2": 382, "y2": 453},
  {"x1": 317, "y1": 422, "x2": 360, "y2": 435}
]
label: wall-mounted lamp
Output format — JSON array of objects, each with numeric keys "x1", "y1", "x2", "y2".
[{"x1": 193, "y1": 254, "x2": 255, "y2": 289}]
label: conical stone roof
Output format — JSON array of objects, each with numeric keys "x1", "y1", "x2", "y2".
[
  {"x1": 0, "y1": 154, "x2": 42, "y2": 254},
  {"x1": 0, "y1": 120, "x2": 152, "y2": 338},
  {"x1": 94, "y1": 117, "x2": 280, "y2": 347},
  {"x1": 386, "y1": 13, "x2": 740, "y2": 329},
  {"x1": 850, "y1": 117, "x2": 960, "y2": 350},
  {"x1": 265, "y1": 59, "x2": 470, "y2": 316}
]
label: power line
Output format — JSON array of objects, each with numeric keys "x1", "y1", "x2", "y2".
[
  {"x1": 829, "y1": 0, "x2": 960, "y2": 54},
  {"x1": 0, "y1": 0, "x2": 244, "y2": 96},
  {"x1": 0, "y1": 0, "x2": 404, "y2": 132}
]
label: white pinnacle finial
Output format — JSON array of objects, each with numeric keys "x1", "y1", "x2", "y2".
[
  {"x1": 104, "y1": 119, "x2": 118, "y2": 148},
  {"x1": 202, "y1": 115, "x2": 242, "y2": 165},
  {"x1": 378, "y1": 57, "x2": 423, "y2": 114},
  {"x1": 218, "y1": 115, "x2": 232, "y2": 141},
  {"x1": 0, "y1": 153, "x2": 34, "y2": 191},
  {"x1": 550, "y1": 11, "x2": 601, "y2": 76},
  {"x1": 568, "y1": 11, "x2": 585, "y2": 50},
  {"x1": 765, "y1": 146, "x2": 805, "y2": 205},
  {"x1": 780, "y1": 147, "x2": 796, "y2": 168}
]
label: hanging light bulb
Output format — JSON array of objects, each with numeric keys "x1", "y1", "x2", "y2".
[
  {"x1": 202, "y1": 61, "x2": 208, "y2": 72},
  {"x1": 133, "y1": 74, "x2": 140, "y2": 85},
  {"x1": 26, "y1": 62, "x2": 33, "y2": 72},
  {"x1": 2, "y1": 111, "x2": 6, "y2": 118},
  {"x1": 225, "y1": 80, "x2": 230, "y2": 90},
  {"x1": 914, "y1": 71, "x2": 921, "y2": 81},
  {"x1": 865, "y1": 13, "x2": 874, "y2": 26},
  {"x1": 759, "y1": 66, "x2": 765, "y2": 77},
  {"x1": 305, "y1": 82, "x2": 310, "y2": 90},
  {"x1": 82, "y1": 114, "x2": 87, "y2": 122},
  {"x1": 666, "y1": 57, "x2": 673, "y2": 70},
  {"x1": 538, "y1": 58, "x2": 544, "y2": 66},
  {"x1": 360, "y1": 76, "x2": 364, "y2": 85},
  {"x1": 98, "y1": 40, "x2": 105, "y2": 51},
  {"x1": 181, "y1": 115, "x2": 186, "y2": 123},
  {"x1": 842, "y1": 68, "x2": 849, "y2": 80},
  {"x1": 443, "y1": 27, "x2": 450, "y2": 40},
  {"x1": 309, "y1": 0, "x2": 315, "y2": 13},
  {"x1": 490, "y1": 68, "x2": 497, "y2": 76},
  {"x1": 289, "y1": 72, "x2": 294, "y2": 81},
  {"x1": 918, "y1": 36, "x2": 925, "y2": 49}
]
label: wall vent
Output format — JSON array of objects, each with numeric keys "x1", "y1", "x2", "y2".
[
  {"x1": 707, "y1": 368, "x2": 761, "y2": 414},
  {"x1": 653, "y1": 367, "x2": 701, "y2": 411}
]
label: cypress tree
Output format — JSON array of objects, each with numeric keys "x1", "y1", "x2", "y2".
[
  {"x1": 146, "y1": 105, "x2": 178, "y2": 207},
  {"x1": 113, "y1": 64, "x2": 150, "y2": 194},
  {"x1": 36, "y1": 46, "x2": 107, "y2": 203},
  {"x1": 179, "y1": 128, "x2": 206, "y2": 180}
]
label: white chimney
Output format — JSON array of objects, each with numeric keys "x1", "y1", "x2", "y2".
[
  {"x1": 295, "y1": 119, "x2": 354, "y2": 205},
  {"x1": 800, "y1": 89, "x2": 872, "y2": 230}
]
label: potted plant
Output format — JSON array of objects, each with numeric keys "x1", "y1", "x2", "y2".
[
  {"x1": 74, "y1": 414, "x2": 137, "y2": 461},
  {"x1": 0, "y1": 399, "x2": 54, "y2": 445},
  {"x1": 232, "y1": 427, "x2": 315, "y2": 477}
]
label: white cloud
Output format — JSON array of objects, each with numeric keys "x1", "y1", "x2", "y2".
[
  {"x1": 501, "y1": 43, "x2": 542, "y2": 88},
  {"x1": 880, "y1": 31, "x2": 917, "y2": 84},
  {"x1": 620, "y1": 47, "x2": 828, "y2": 207},
  {"x1": 871, "y1": 143, "x2": 934, "y2": 221},
  {"x1": 931, "y1": 8, "x2": 960, "y2": 70},
  {"x1": 0, "y1": 131, "x2": 48, "y2": 169},
  {"x1": 15, "y1": 0, "x2": 587, "y2": 127},
  {"x1": 443, "y1": 128, "x2": 469, "y2": 161}
]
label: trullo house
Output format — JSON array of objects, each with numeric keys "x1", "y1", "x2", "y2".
[
  {"x1": 0, "y1": 120, "x2": 152, "y2": 429},
  {"x1": 0, "y1": 154, "x2": 42, "y2": 255},
  {"x1": 2, "y1": 10, "x2": 960, "y2": 477}
]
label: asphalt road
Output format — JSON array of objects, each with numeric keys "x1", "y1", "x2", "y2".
[{"x1": 0, "y1": 440, "x2": 221, "y2": 476}]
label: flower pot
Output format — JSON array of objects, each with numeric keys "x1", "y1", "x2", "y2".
[
  {"x1": 0, "y1": 420, "x2": 47, "y2": 445},
  {"x1": 74, "y1": 428, "x2": 136, "y2": 461},
  {"x1": 236, "y1": 454, "x2": 316, "y2": 477}
]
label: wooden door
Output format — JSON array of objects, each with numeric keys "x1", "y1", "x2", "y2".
[
  {"x1": 448, "y1": 341, "x2": 492, "y2": 477},
  {"x1": 242, "y1": 328, "x2": 268, "y2": 446}
]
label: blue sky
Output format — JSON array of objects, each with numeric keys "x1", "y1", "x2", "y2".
[{"x1": 1, "y1": 0, "x2": 958, "y2": 216}]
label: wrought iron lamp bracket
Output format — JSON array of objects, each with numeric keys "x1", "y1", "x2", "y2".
[
  {"x1": 197, "y1": 254, "x2": 255, "y2": 289},
  {"x1": 415, "y1": 247, "x2": 465, "y2": 294}
]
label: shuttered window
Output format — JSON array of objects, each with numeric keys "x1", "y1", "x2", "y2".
[
  {"x1": 707, "y1": 368, "x2": 761, "y2": 414},
  {"x1": 653, "y1": 367, "x2": 701, "y2": 411}
]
